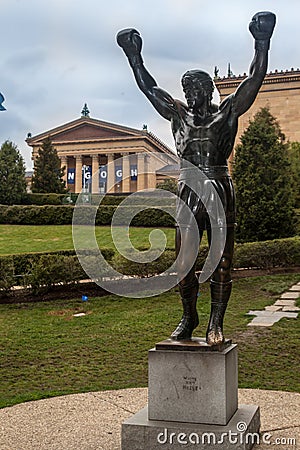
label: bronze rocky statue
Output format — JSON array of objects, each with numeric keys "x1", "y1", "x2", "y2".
[{"x1": 117, "y1": 11, "x2": 276, "y2": 345}]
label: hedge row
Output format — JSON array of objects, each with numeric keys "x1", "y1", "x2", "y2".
[
  {"x1": 22, "y1": 193, "x2": 70, "y2": 205},
  {"x1": 20, "y1": 193, "x2": 176, "y2": 206},
  {"x1": 0, "y1": 237, "x2": 298, "y2": 296},
  {"x1": 233, "y1": 237, "x2": 300, "y2": 269},
  {"x1": 0, "y1": 249, "x2": 114, "y2": 295},
  {"x1": 112, "y1": 237, "x2": 300, "y2": 276},
  {"x1": 20, "y1": 193, "x2": 128, "y2": 205},
  {"x1": 0, "y1": 205, "x2": 176, "y2": 226}
]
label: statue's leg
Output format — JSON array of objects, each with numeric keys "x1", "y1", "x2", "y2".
[
  {"x1": 206, "y1": 224, "x2": 234, "y2": 346},
  {"x1": 171, "y1": 226, "x2": 202, "y2": 340}
]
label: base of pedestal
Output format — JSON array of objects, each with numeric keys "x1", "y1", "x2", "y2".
[{"x1": 122, "y1": 405, "x2": 260, "y2": 450}]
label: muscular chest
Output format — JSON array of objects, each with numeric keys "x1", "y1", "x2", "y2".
[
  {"x1": 174, "y1": 112, "x2": 224, "y2": 144},
  {"x1": 173, "y1": 108, "x2": 237, "y2": 161}
]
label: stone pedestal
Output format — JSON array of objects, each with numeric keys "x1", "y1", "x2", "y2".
[
  {"x1": 149, "y1": 338, "x2": 237, "y2": 425},
  {"x1": 122, "y1": 338, "x2": 260, "y2": 450}
]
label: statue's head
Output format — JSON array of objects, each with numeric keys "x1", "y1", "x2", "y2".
[{"x1": 181, "y1": 70, "x2": 214, "y2": 109}]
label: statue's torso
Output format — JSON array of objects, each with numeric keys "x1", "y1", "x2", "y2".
[{"x1": 173, "y1": 96, "x2": 238, "y2": 168}]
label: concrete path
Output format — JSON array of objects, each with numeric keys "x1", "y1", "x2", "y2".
[
  {"x1": 0, "y1": 388, "x2": 299, "y2": 450},
  {"x1": 247, "y1": 282, "x2": 300, "y2": 327}
]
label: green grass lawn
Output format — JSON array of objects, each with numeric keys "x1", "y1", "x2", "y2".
[
  {"x1": 0, "y1": 224, "x2": 177, "y2": 254},
  {"x1": 0, "y1": 273, "x2": 299, "y2": 408}
]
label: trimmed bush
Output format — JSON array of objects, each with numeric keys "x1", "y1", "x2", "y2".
[
  {"x1": 0, "y1": 205, "x2": 74, "y2": 225},
  {"x1": 23, "y1": 255, "x2": 81, "y2": 294},
  {"x1": 112, "y1": 249, "x2": 175, "y2": 277},
  {"x1": 0, "y1": 257, "x2": 15, "y2": 293},
  {"x1": 233, "y1": 237, "x2": 300, "y2": 269},
  {"x1": 0, "y1": 237, "x2": 298, "y2": 296},
  {"x1": 91, "y1": 195, "x2": 127, "y2": 206},
  {"x1": 0, "y1": 248, "x2": 115, "y2": 295},
  {"x1": 112, "y1": 237, "x2": 300, "y2": 278},
  {"x1": 0, "y1": 204, "x2": 176, "y2": 226},
  {"x1": 22, "y1": 193, "x2": 68, "y2": 205}
]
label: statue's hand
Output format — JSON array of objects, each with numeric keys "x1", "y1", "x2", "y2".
[
  {"x1": 116, "y1": 28, "x2": 142, "y2": 58},
  {"x1": 249, "y1": 11, "x2": 276, "y2": 41}
]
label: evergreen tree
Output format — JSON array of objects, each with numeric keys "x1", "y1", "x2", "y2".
[
  {"x1": 31, "y1": 137, "x2": 66, "y2": 193},
  {"x1": 156, "y1": 178, "x2": 177, "y2": 194},
  {"x1": 233, "y1": 107, "x2": 296, "y2": 242},
  {"x1": 0, "y1": 140, "x2": 27, "y2": 205},
  {"x1": 286, "y1": 141, "x2": 300, "y2": 208}
]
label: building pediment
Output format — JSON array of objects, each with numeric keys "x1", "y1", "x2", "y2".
[
  {"x1": 26, "y1": 117, "x2": 145, "y2": 145},
  {"x1": 51, "y1": 122, "x2": 134, "y2": 142}
]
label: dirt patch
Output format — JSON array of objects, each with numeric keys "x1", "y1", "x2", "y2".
[
  {"x1": 232, "y1": 326, "x2": 273, "y2": 346},
  {"x1": 47, "y1": 309, "x2": 76, "y2": 317}
]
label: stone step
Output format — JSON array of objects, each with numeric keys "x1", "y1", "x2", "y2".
[
  {"x1": 289, "y1": 284, "x2": 300, "y2": 291},
  {"x1": 280, "y1": 292, "x2": 300, "y2": 299},
  {"x1": 274, "y1": 299, "x2": 296, "y2": 307}
]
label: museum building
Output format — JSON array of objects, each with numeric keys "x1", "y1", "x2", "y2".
[
  {"x1": 26, "y1": 105, "x2": 178, "y2": 194},
  {"x1": 215, "y1": 68, "x2": 300, "y2": 144}
]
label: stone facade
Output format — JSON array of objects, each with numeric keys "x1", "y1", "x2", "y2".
[{"x1": 215, "y1": 69, "x2": 300, "y2": 145}]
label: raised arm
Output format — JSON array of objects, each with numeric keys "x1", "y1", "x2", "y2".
[
  {"x1": 231, "y1": 12, "x2": 276, "y2": 117},
  {"x1": 116, "y1": 28, "x2": 177, "y2": 121}
]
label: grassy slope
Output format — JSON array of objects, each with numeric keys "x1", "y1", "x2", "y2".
[
  {"x1": 0, "y1": 273, "x2": 299, "y2": 408},
  {"x1": 0, "y1": 224, "x2": 176, "y2": 254}
]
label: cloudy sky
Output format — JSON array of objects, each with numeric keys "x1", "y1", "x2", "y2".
[{"x1": 0, "y1": 0, "x2": 299, "y2": 169}]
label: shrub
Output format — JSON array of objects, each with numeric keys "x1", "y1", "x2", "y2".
[
  {"x1": 112, "y1": 249, "x2": 175, "y2": 277},
  {"x1": 233, "y1": 237, "x2": 300, "y2": 269},
  {"x1": 131, "y1": 208, "x2": 175, "y2": 227},
  {"x1": 24, "y1": 255, "x2": 72, "y2": 294},
  {"x1": 0, "y1": 257, "x2": 15, "y2": 294},
  {"x1": 112, "y1": 237, "x2": 300, "y2": 278},
  {"x1": 0, "y1": 205, "x2": 74, "y2": 225},
  {"x1": 0, "y1": 204, "x2": 176, "y2": 226},
  {"x1": 91, "y1": 195, "x2": 127, "y2": 206},
  {"x1": 22, "y1": 193, "x2": 68, "y2": 205},
  {"x1": 0, "y1": 237, "x2": 298, "y2": 296},
  {"x1": 0, "y1": 248, "x2": 115, "y2": 295}
]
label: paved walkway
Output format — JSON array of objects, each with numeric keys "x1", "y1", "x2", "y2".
[
  {"x1": 0, "y1": 388, "x2": 299, "y2": 449},
  {"x1": 247, "y1": 282, "x2": 300, "y2": 327}
]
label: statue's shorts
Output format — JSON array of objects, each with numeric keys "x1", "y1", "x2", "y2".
[{"x1": 176, "y1": 166, "x2": 236, "y2": 230}]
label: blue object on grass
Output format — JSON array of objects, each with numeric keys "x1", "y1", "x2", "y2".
[{"x1": 82, "y1": 295, "x2": 88, "y2": 302}]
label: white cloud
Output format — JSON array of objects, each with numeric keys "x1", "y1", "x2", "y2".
[{"x1": 0, "y1": 0, "x2": 299, "y2": 168}]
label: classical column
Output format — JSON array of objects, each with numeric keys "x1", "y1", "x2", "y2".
[
  {"x1": 60, "y1": 155, "x2": 68, "y2": 185},
  {"x1": 122, "y1": 153, "x2": 130, "y2": 193},
  {"x1": 145, "y1": 154, "x2": 157, "y2": 189},
  {"x1": 137, "y1": 153, "x2": 146, "y2": 191},
  {"x1": 75, "y1": 155, "x2": 82, "y2": 193},
  {"x1": 91, "y1": 154, "x2": 99, "y2": 194},
  {"x1": 106, "y1": 153, "x2": 115, "y2": 194}
]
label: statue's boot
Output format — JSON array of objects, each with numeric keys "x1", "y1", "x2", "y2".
[
  {"x1": 171, "y1": 277, "x2": 199, "y2": 340},
  {"x1": 206, "y1": 280, "x2": 232, "y2": 346}
]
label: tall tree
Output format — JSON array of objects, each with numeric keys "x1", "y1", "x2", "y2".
[
  {"x1": 233, "y1": 107, "x2": 296, "y2": 242},
  {"x1": 0, "y1": 140, "x2": 27, "y2": 205},
  {"x1": 286, "y1": 141, "x2": 300, "y2": 208},
  {"x1": 156, "y1": 178, "x2": 177, "y2": 194},
  {"x1": 31, "y1": 137, "x2": 66, "y2": 193}
]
